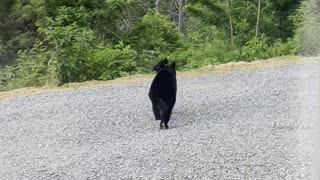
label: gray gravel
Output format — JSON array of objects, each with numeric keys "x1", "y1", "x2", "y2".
[{"x1": 1, "y1": 61, "x2": 319, "y2": 179}]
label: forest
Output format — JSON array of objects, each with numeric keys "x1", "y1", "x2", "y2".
[{"x1": 0, "y1": 0, "x2": 319, "y2": 91}]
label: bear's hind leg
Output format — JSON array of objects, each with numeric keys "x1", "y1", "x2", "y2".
[
  {"x1": 152, "y1": 101, "x2": 162, "y2": 120},
  {"x1": 162, "y1": 106, "x2": 173, "y2": 129},
  {"x1": 160, "y1": 121, "x2": 164, "y2": 129}
]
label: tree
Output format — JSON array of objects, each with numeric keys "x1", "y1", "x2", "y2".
[
  {"x1": 155, "y1": 0, "x2": 160, "y2": 13},
  {"x1": 293, "y1": 0, "x2": 320, "y2": 55},
  {"x1": 0, "y1": 0, "x2": 306, "y2": 91},
  {"x1": 178, "y1": 0, "x2": 184, "y2": 32},
  {"x1": 255, "y1": 0, "x2": 261, "y2": 39},
  {"x1": 228, "y1": 0, "x2": 234, "y2": 46}
]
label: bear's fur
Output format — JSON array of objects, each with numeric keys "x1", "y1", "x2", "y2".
[{"x1": 148, "y1": 58, "x2": 177, "y2": 129}]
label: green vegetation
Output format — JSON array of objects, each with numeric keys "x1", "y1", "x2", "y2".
[{"x1": 0, "y1": 0, "x2": 316, "y2": 91}]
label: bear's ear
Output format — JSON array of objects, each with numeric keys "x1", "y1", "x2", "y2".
[
  {"x1": 171, "y1": 62, "x2": 176, "y2": 69},
  {"x1": 163, "y1": 58, "x2": 168, "y2": 64},
  {"x1": 153, "y1": 58, "x2": 169, "y2": 72},
  {"x1": 159, "y1": 58, "x2": 168, "y2": 67},
  {"x1": 152, "y1": 66, "x2": 157, "y2": 72}
]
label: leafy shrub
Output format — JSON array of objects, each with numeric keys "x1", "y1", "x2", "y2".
[
  {"x1": 169, "y1": 28, "x2": 241, "y2": 70},
  {"x1": 241, "y1": 34, "x2": 298, "y2": 62},
  {"x1": 267, "y1": 38, "x2": 298, "y2": 57},
  {"x1": 88, "y1": 43, "x2": 137, "y2": 80},
  {"x1": 169, "y1": 46, "x2": 218, "y2": 70},
  {"x1": 0, "y1": 66, "x2": 10, "y2": 91},
  {"x1": 241, "y1": 34, "x2": 270, "y2": 61},
  {"x1": 0, "y1": 41, "x2": 51, "y2": 90},
  {"x1": 167, "y1": 24, "x2": 242, "y2": 70},
  {"x1": 38, "y1": 17, "x2": 96, "y2": 83},
  {"x1": 130, "y1": 12, "x2": 182, "y2": 53},
  {"x1": 134, "y1": 48, "x2": 165, "y2": 72}
]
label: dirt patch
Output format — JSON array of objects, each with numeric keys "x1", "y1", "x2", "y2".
[{"x1": 0, "y1": 56, "x2": 318, "y2": 100}]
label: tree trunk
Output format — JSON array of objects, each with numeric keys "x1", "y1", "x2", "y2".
[
  {"x1": 126, "y1": 9, "x2": 132, "y2": 33},
  {"x1": 255, "y1": 0, "x2": 261, "y2": 39},
  {"x1": 155, "y1": 0, "x2": 160, "y2": 13},
  {"x1": 178, "y1": 0, "x2": 184, "y2": 32},
  {"x1": 228, "y1": 0, "x2": 234, "y2": 47},
  {"x1": 169, "y1": 0, "x2": 174, "y2": 18}
]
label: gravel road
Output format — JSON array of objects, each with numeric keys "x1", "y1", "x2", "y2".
[{"x1": 1, "y1": 61, "x2": 319, "y2": 179}]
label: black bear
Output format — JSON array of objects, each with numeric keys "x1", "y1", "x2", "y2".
[{"x1": 149, "y1": 58, "x2": 177, "y2": 129}]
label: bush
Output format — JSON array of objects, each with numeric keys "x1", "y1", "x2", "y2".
[
  {"x1": 267, "y1": 38, "x2": 298, "y2": 57},
  {"x1": 38, "y1": 20, "x2": 96, "y2": 83},
  {"x1": 169, "y1": 46, "x2": 218, "y2": 70},
  {"x1": 241, "y1": 34, "x2": 298, "y2": 62},
  {"x1": 88, "y1": 43, "x2": 137, "y2": 80},
  {"x1": 130, "y1": 12, "x2": 182, "y2": 53},
  {"x1": 241, "y1": 34, "x2": 270, "y2": 61},
  {"x1": 0, "y1": 66, "x2": 10, "y2": 91},
  {"x1": 169, "y1": 33, "x2": 241, "y2": 70},
  {"x1": 0, "y1": 41, "x2": 51, "y2": 90}
]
